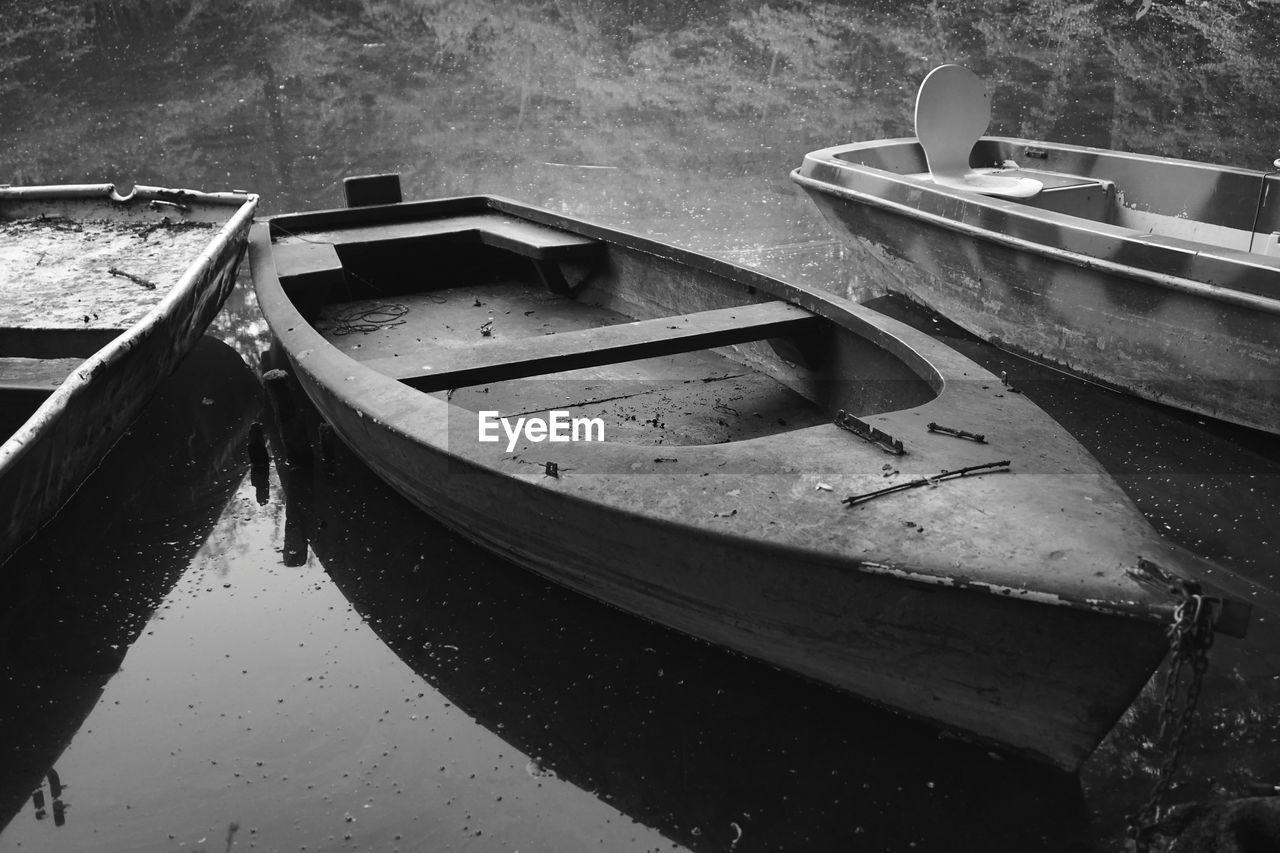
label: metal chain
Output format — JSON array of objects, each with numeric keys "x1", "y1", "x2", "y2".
[{"x1": 1129, "y1": 591, "x2": 1216, "y2": 851}]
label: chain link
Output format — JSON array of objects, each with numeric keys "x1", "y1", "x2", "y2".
[{"x1": 1129, "y1": 590, "x2": 1216, "y2": 852}]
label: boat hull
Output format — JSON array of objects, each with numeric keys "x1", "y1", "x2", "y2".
[
  {"x1": 793, "y1": 138, "x2": 1280, "y2": 435},
  {"x1": 299, "y1": 366, "x2": 1168, "y2": 769},
  {"x1": 0, "y1": 185, "x2": 257, "y2": 565},
  {"x1": 246, "y1": 195, "x2": 1217, "y2": 771}
]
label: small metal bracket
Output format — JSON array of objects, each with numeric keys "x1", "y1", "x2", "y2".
[
  {"x1": 1126, "y1": 557, "x2": 1194, "y2": 597},
  {"x1": 1126, "y1": 558, "x2": 1251, "y2": 638},
  {"x1": 927, "y1": 422, "x2": 986, "y2": 443},
  {"x1": 834, "y1": 410, "x2": 904, "y2": 455}
]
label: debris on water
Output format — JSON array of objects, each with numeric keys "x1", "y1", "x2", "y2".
[
  {"x1": 816, "y1": 482, "x2": 833, "y2": 491},
  {"x1": 526, "y1": 761, "x2": 556, "y2": 779},
  {"x1": 479, "y1": 318, "x2": 494, "y2": 336}
]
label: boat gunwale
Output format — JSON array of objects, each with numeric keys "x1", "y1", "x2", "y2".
[
  {"x1": 794, "y1": 137, "x2": 1280, "y2": 317},
  {"x1": 251, "y1": 198, "x2": 1196, "y2": 626},
  {"x1": 0, "y1": 184, "x2": 259, "y2": 472}
]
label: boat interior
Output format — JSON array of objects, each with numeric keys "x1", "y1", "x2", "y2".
[
  {"x1": 0, "y1": 194, "x2": 227, "y2": 440},
  {"x1": 268, "y1": 204, "x2": 938, "y2": 447},
  {"x1": 0, "y1": 206, "x2": 216, "y2": 443},
  {"x1": 886, "y1": 64, "x2": 1280, "y2": 254},
  {"x1": 835, "y1": 137, "x2": 1280, "y2": 256}
]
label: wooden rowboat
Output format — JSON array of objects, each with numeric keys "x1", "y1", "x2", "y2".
[
  {"x1": 792, "y1": 66, "x2": 1280, "y2": 435},
  {"x1": 0, "y1": 183, "x2": 257, "y2": 566},
  {"x1": 250, "y1": 181, "x2": 1247, "y2": 770}
]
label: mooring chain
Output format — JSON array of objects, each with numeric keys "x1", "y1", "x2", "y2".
[{"x1": 1129, "y1": 587, "x2": 1216, "y2": 851}]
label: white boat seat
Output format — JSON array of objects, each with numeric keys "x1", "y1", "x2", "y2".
[{"x1": 915, "y1": 65, "x2": 1043, "y2": 199}]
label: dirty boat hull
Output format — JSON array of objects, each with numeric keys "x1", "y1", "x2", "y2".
[
  {"x1": 0, "y1": 184, "x2": 257, "y2": 565},
  {"x1": 793, "y1": 137, "x2": 1280, "y2": 435},
  {"x1": 320, "y1": 390, "x2": 1169, "y2": 770},
  {"x1": 251, "y1": 193, "x2": 1240, "y2": 770}
]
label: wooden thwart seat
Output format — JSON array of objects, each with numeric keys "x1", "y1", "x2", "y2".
[
  {"x1": 276, "y1": 212, "x2": 600, "y2": 258},
  {"x1": 273, "y1": 212, "x2": 604, "y2": 296},
  {"x1": 0, "y1": 356, "x2": 83, "y2": 396},
  {"x1": 362, "y1": 301, "x2": 820, "y2": 392}
]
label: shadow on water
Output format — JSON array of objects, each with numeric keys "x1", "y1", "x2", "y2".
[
  {"x1": 0, "y1": 337, "x2": 260, "y2": 829},
  {"x1": 265, "y1": 363, "x2": 1094, "y2": 853},
  {"x1": 864, "y1": 293, "x2": 1280, "y2": 841}
]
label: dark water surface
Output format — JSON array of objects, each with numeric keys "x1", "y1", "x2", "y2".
[{"x1": 3, "y1": 2, "x2": 1280, "y2": 850}]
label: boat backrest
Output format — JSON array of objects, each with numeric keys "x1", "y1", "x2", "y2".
[{"x1": 914, "y1": 65, "x2": 1042, "y2": 199}]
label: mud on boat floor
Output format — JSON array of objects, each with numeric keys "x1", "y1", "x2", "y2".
[{"x1": 0, "y1": 217, "x2": 215, "y2": 329}]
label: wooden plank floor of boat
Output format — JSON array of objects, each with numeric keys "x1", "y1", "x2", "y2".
[
  {"x1": 0, "y1": 356, "x2": 82, "y2": 396},
  {"x1": 315, "y1": 281, "x2": 831, "y2": 446}
]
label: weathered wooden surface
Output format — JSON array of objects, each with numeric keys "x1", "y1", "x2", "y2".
[
  {"x1": 275, "y1": 211, "x2": 600, "y2": 258},
  {"x1": 357, "y1": 300, "x2": 818, "y2": 391},
  {"x1": 0, "y1": 185, "x2": 257, "y2": 567},
  {"x1": 0, "y1": 218, "x2": 216, "y2": 329},
  {"x1": 321, "y1": 282, "x2": 829, "y2": 445},
  {"x1": 0, "y1": 357, "x2": 82, "y2": 393}
]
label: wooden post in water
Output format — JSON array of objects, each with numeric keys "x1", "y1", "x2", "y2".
[
  {"x1": 247, "y1": 420, "x2": 271, "y2": 504},
  {"x1": 262, "y1": 368, "x2": 311, "y2": 466}
]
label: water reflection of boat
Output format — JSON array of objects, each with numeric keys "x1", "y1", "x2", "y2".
[
  {"x1": 0, "y1": 184, "x2": 257, "y2": 566},
  {"x1": 251, "y1": 187, "x2": 1248, "y2": 770},
  {"x1": 792, "y1": 66, "x2": 1280, "y2": 435},
  {"x1": 279, "y1": 408, "x2": 1093, "y2": 852},
  {"x1": 0, "y1": 336, "x2": 260, "y2": 830}
]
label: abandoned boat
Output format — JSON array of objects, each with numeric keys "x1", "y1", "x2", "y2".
[
  {"x1": 251, "y1": 179, "x2": 1247, "y2": 770},
  {"x1": 792, "y1": 64, "x2": 1280, "y2": 435},
  {"x1": 0, "y1": 183, "x2": 257, "y2": 565}
]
